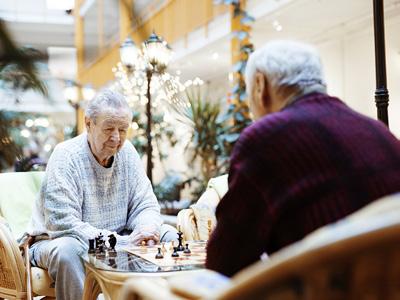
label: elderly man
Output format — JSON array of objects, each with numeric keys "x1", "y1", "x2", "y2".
[
  {"x1": 206, "y1": 40, "x2": 400, "y2": 276},
  {"x1": 27, "y1": 90, "x2": 173, "y2": 300}
]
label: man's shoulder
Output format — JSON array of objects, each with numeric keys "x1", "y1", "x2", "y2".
[{"x1": 53, "y1": 134, "x2": 86, "y2": 155}]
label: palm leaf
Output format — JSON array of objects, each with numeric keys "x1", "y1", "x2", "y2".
[{"x1": 0, "y1": 21, "x2": 47, "y2": 96}]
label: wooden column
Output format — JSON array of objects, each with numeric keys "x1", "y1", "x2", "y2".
[
  {"x1": 119, "y1": 0, "x2": 133, "y2": 42},
  {"x1": 74, "y1": 0, "x2": 85, "y2": 134},
  {"x1": 230, "y1": 0, "x2": 246, "y2": 66},
  {"x1": 373, "y1": 0, "x2": 389, "y2": 127}
]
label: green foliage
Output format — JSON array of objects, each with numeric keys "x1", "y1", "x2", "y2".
[
  {"x1": 0, "y1": 111, "x2": 22, "y2": 170},
  {"x1": 0, "y1": 21, "x2": 48, "y2": 170},
  {"x1": 0, "y1": 20, "x2": 47, "y2": 96},
  {"x1": 184, "y1": 86, "x2": 226, "y2": 184},
  {"x1": 153, "y1": 172, "x2": 187, "y2": 202},
  {"x1": 167, "y1": 85, "x2": 229, "y2": 198},
  {"x1": 130, "y1": 110, "x2": 178, "y2": 165},
  {"x1": 214, "y1": 0, "x2": 254, "y2": 158}
]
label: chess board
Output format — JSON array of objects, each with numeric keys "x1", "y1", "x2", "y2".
[{"x1": 124, "y1": 241, "x2": 207, "y2": 267}]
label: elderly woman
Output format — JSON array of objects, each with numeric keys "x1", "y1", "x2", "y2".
[
  {"x1": 206, "y1": 40, "x2": 400, "y2": 277},
  {"x1": 27, "y1": 89, "x2": 171, "y2": 300}
]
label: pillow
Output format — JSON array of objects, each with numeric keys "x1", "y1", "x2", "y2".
[
  {"x1": 207, "y1": 174, "x2": 228, "y2": 199},
  {"x1": 0, "y1": 171, "x2": 45, "y2": 239}
]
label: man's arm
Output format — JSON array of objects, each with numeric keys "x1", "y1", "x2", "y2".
[
  {"x1": 126, "y1": 148, "x2": 162, "y2": 244},
  {"x1": 206, "y1": 149, "x2": 271, "y2": 277}
]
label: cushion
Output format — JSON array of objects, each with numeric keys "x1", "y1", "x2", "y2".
[
  {"x1": 0, "y1": 171, "x2": 45, "y2": 239},
  {"x1": 207, "y1": 174, "x2": 228, "y2": 199},
  {"x1": 31, "y1": 267, "x2": 55, "y2": 297}
]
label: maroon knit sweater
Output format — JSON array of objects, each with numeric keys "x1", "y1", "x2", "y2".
[{"x1": 206, "y1": 93, "x2": 400, "y2": 277}]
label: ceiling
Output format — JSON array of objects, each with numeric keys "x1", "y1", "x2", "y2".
[
  {"x1": 1, "y1": 0, "x2": 400, "y2": 107},
  {"x1": 171, "y1": 0, "x2": 400, "y2": 98}
]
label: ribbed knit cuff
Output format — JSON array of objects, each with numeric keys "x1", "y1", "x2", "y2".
[{"x1": 116, "y1": 234, "x2": 130, "y2": 248}]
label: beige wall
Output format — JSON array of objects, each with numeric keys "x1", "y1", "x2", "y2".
[{"x1": 320, "y1": 16, "x2": 400, "y2": 137}]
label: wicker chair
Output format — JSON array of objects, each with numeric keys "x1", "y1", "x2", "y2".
[
  {"x1": 0, "y1": 172, "x2": 55, "y2": 300},
  {"x1": 120, "y1": 193, "x2": 400, "y2": 300},
  {"x1": 177, "y1": 175, "x2": 228, "y2": 241}
]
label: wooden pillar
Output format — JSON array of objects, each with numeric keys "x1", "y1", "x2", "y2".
[
  {"x1": 74, "y1": 0, "x2": 85, "y2": 134},
  {"x1": 119, "y1": 0, "x2": 133, "y2": 42},
  {"x1": 373, "y1": 0, "x2": 389, "y2": 127},
  {"x1": 229, "y1": 0, "x2": 251, "y2": 121},
  {"x1": 230, "y1": 0, "x2": 246, "y2": 66}
]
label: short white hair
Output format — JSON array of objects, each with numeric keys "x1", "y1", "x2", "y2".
[
  {"x1": 85, "y1": 89, "x2": 132, "y2": 121},
  {"x1": 245, "y1": 40, "x2": 326, "y2": 96}
]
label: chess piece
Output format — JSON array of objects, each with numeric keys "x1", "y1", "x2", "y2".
[
  {"x1": 177, "y1": 231, "x2": 185, "y2": 251},
  {"x1": 169, "y1": 241, "x2": 175, "y2": 251},
  {"x1": 88, "y1": 239, "x2": 95, "y2": 254},
  {"x1": 183, "y1": 243, "x2": 191, "y2": 255},
  {"x1": 155, "y1": 247, "x2": 164, "y2": 259},
  {"x1": 161, "y1": 242, "x2": 167, "y2": 255},
  {"x1": 139, "y1": 240, "x2": 148, "y2": 254},
  {"x1": 96, "y1": 243, "x2": 106, "y2": 259},
  {"x1": 96, "y1": 233, "x2": 104, "y2": 253},
  {"x1": 171, "y1": 247, "x2": 179, "y2": 257},
  {"x1": 95, "y1": 233, "x2": 106, "y2": 258},
  {"x1": 108, "y1": 234, "x2": 117, "y2": 251},
  {"x1": 108, "y1": 234, "x2": 117, "y2": 257}
]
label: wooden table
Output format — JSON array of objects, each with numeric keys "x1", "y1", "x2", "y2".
[{"x1": 82, "y1": 248, "x2": 205, "y2": 300}]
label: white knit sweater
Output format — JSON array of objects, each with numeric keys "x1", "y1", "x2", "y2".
[{"x1": 27, "y1": 133, "x2": 162, "y2": 245}]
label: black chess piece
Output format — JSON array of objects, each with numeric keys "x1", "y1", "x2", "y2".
[
  {"x1": 88, "y1": 239, "x2": 95, "y2": 254},
  {"x1": 155, "y1": 247, "x2": 164, "y2": 259},
  {"x1": 108, "y1": 234, "x2": 117, "y2": 251},
  {"x1": 183, "y1": 243, "x2": 191, "y2": 255},
  {"x1": 96, "y1": 233, "x2": 104, "y2": 252},
  {"x1": 171, "y1": 247, "x2": 179, "y2": 257},
  {"x1": 95, "y1": 237, "x2": 100, "y2": 250},
  {"x1": 96, "y1": 244, "x2": 106, "y2": 259},
  {"x1": 95, "y1": 233, "x2": 106, "y2": 258},
  {"x1": 177, "y1": 231, "x2": 185, "y2": 251}
]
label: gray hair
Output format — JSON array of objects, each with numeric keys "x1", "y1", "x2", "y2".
[
  {"x1": 85, "y1": 89, "x2": 132, "y2": 121},
  {"x1": 245, "y1": 40, "x2": 327, "y2": 98}
]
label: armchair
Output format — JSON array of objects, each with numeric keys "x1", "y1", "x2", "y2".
[
  {"x1": 0, "y1": 171, "x2": 55, "y2": 300},
  {"x1": 177, "y1": 175, "x2": 228, "y2": 241},
  {"x1": 121, "y1": 193, "x2": 400, "y2": 300}
]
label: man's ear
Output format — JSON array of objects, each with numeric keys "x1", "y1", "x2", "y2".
[
  {"x1": 85, "y1": 117, "x2": 91, "y2": 131},
  {"x1": 254, "y1": 72, "x2": 270, "y2": 110}
]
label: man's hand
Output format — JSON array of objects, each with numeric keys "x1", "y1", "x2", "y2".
[{"x1": 129, "y1": 225, "x2": 160, "y2": 246}]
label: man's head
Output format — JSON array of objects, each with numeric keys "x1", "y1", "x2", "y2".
[
  {"x1": 85, "y1": 89, "x2": 132, "y2": 166},
  {"x1": 245, "y1": 40, "x2": 327, "y2": 120}
]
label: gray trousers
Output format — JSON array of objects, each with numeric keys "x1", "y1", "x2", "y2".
[{"x1": 29, "y1": 224, "x2": 178, "y2": 300}]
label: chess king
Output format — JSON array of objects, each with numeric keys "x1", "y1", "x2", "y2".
[{"x1": 24, "y1": 89, "x2": 177, "y2": 300}]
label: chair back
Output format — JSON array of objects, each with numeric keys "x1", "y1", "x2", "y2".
[
  {"x1": 218, "y1": 195, "x2": 400, "y2": 300},
  {"x1": 119, "y1": 194, "x2": 400, "y2": 300},
  {"x1": 0, "y1": 171, "x2": 56, "y2": 299},
  {"x1": 0, "y1": 171, "x2": 45, "y2": 239},
  {"x1": 0, "y1": 217, "x2": 27, "y2": 299}
]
